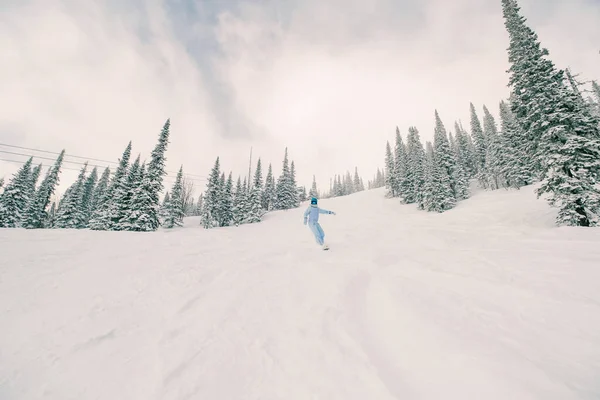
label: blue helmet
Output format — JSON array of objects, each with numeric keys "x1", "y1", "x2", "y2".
[{"x1": 310, "y1": 197, "x2": 318, "y2": 205}]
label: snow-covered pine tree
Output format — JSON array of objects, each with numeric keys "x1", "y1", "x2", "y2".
[
  {"x1": 309, "y1": 175, "x2": 318, "y2": 198},
  {"x1": 22, "y1": 151, "x2": 65, "y2": 229},
  {"x1": 482, "y1": 105, "x2": 504, "y2": 190},
  {"x1": 201, "y1": 157, "x2": 221, "y2": 228},
  {"x1": 54, "y1": 163, "x2": 88, "y2": 229},
  {"x1": 78, "y1": 167, "x2": 98, "y2": 228},
  {"x1": 454, "y1": 121, "x2": 476, "y2": 177},
  {"x1": 427, "y1": 148, "x2": 457, "y2": 212},
  {"x1": 246, "y1": 184, "x2": 263, "y2": 223},
  {"x1": 221, "y1": 172, "x2": 234, "y2": 227},
  {"x1": 232, "y1": 177, "x2": 245, "y2": 226},
  {"x1": 299, "y1": 186, "x2": 307, "y2": 202},
  {"x1": 89, "y1": 142, "x2": 132, "y2": 230},
  {"x1": 503, "y1": 0, "x2": 600, "y2": 226},
  {"x1": 405, "y1": 127, "x2": 427, "y2": 208},
  {"x1": 114, "y1": 155, "x2": 144, "y2": 230},
  {"x1": 290, "y1": 160, "x2": 300, "y2": 207},
  {"x1": 422, "y1": 142, "x2": 435, "y2": 211},
  {"x1": 163, "y1": 166, "x2": 185, "y2": 228},
  {"x1": 0, "y1": 157, "x2": 33, "y2": 227},
  {"x1": 108, "y1": 154, "x2": 141, "y2": 230},
  {"x1": 122, "y1": 162, "x2": 158, "y2": 232},
  {"x1": 352, "y1": 168, "x2": 361, "y2": 192},
  {"x1": 91, "y1": 167, "x2": 110, "y2": 215},
  {"x1": 141, "y1": 119, "x2": 170, "y2": 231},
  {"x1": 384, "y1": 141, "x2": 396, "y2": 197},
  {"x1": 47, "y1": 202, "x2": 56, "y2": 227},
  {"x1": 394, "y1": 128, "x2": 409, "y2": 201},
  {"x1": 0, "y1": 177, "x2": 4, "y2": 192},
  {"x1": 263, "y1": 163, "x2": 276, "y2": 211},
  {"x1": 470, "y1": 103, "x2": 488, "y2": 186},
  {"x1": 275, "y1": 148, "x2": 297, "y2": 210},
  {"x1": 27, "y1": 164, "x2": 42, "y2": 204},
  {"x1": 498, "y1": 100, "x2": 534, "y2": 188},
  {"x1": 254, "y1": 158, "x2": 263, "y2": 189},
  {"x1": 433, "y1": 110, "x2": 461, "y2": 199},
  {"x1": 592, "y1": 81, "x2": 600, "y2": 117}
]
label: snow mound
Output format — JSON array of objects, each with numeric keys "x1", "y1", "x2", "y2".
[{"x1": 1, "y1": 185, "x2": 599, "y2": 400}]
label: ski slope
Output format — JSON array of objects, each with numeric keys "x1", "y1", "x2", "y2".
[{"x1": 1, "y1": 185, "x2": 600, "y2": 399}]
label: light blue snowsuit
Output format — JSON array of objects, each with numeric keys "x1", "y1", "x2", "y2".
[{"x1": 303, "y1": 205, "x2": 334, "y2": 245}]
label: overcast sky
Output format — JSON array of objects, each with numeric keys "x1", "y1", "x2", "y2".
[{"x1": 1, "y1": 0, "x2": 599, "y2": 197}]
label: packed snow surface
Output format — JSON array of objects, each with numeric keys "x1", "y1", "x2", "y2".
[{"x1": 1, "y1": 186, "x2": 600, "y2": 399}]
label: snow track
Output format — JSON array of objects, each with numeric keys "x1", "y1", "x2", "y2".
[{"x1": 1, "y1": 186, "x2": 600, "y2": 399}]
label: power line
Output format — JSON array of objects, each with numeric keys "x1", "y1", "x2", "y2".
[
  {"x1": 0, "y1": 156, "x2": 206, "y2": 183},
  {"x1": 0, "y1": 142, "x2": 208, "y2": 179}
]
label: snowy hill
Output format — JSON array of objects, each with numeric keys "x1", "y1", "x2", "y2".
[{"x1": 1, "y1": 185, "x2": 600, "y2": 400}]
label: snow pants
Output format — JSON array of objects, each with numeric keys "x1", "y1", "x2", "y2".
[{"x1": 308, "y1": 222, "x2": 325, "y2": 245}]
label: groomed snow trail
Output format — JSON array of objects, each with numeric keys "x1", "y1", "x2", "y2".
[{"x1": 1, "y1": 186, "x2": 600, "y2": 399}]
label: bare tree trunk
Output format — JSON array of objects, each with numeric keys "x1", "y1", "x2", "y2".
[{"x1": 181, "y1": 177, "x2": 195, "y2": 216}]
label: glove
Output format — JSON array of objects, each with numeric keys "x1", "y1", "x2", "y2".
[{"x1": 330, "y1": 211, "x2": 336, "y2": 215}]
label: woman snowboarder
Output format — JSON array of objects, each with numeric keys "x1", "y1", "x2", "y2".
[{"x1": 303, "y1": 197, "x2": 335, "y2": 250}]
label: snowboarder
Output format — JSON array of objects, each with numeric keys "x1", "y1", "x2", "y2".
[{"x1": 303, "y1": 197, "x2": 335, "y2": 250}]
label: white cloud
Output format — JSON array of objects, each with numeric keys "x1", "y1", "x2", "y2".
[{"x1": 1, "y1": 0, "x2": 598, "y2": 196}]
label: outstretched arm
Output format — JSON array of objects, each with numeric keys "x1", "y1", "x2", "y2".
[
  {"x1": 303, "y1": 207, "x2": 310, "y2": 224},
  {"x1": 319, "y1": 208, "x2": 335, "y2": 215}
]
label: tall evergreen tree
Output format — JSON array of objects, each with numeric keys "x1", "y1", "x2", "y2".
[
  {"x1": 384, "y1": 141, "x2": 396, "y2": 196},
  {"x1": 141, "y1": 119, "x2": 171, "y2": 231},
  {"x1": 433, "y1": 110, "x2": 461, "y2": 199},
  {"x1": 114, "y1": 156, "x2": 142, "y2": 230},
  {"x1": 394, "y1": 128, "x2": 409, "y2": 200},
  {"x1": 503, "y1": 0, "x2": 600, "y2": 226},
  {"x1": 91, "y1": 167, "x2": 110, "y2": 215},
  {"x1": 592, "y1": 81, "x2": 600, "y2": 117},
  {"x1": 498, "y1": 100, "x2": 534, "y2": 188},
  {"x1": 122, "y1": 162, "x2": 158, "y2": 232},
  {"x1": 54, "y1": 163, "x2": 89, "y2": 229},
  {"x1": 309, "y1": 175, "x2": 318, "y2": 198},
  {"x1": 89, "y1": 142, "x2": 132, "y2": 230},
  {"x1": 253, "y1": 158, "x2": 263, "y2": 189},
  {"x1": 263, "y1": 163, "x2": 276, "y2": 211},
  {"x1": 404, "y1": 127, "x2": 426, "y2": 207},
  {"x1": 201, "y1": 157, "x2": 221, "y2": 228},
  {"x1": 482, "y1": 105, "x2": 504, "y2": 190},
  {"x1": 275, "y1": 148, "x2": 297, "y2": 210},
  {"x1": 163, "y1": 166, "x2": 185, "y2": 228},
  {"x1": 290, "y1": 160, "x2": 300, "y2": 207},
  {"x1": 427, "y1": 151, "x2": 457, "y2": 212},
  {"x1": 470, "y1": 103, "x2": 487, "y2": 182},
  {"x1": 78, "y1": 167, "x2": 98, "y2": 228},
  {"x1": 22, "y1": 151, "x2": 65, "y2": 229},
  {"x1": 27, "y1": 164, "x2": 42, "y2": 205},
  {"x1": 454, "y1": 121, "x2": 476, "y2": 177},
  {"x1": 0, "y1": 177, "x2": 4, "y2": 192},
  {"x1": 0, "y1": 157, "x2": 33, "y2": 227},
  {"x1": 221, "y1": 172, "x2": 234, "y2": 227},
  {"x1": 232, "y1": 177, "x2": 245, "y2": 226},
  {"x1": 246, "y1": 185, "x2": 263, "y2": 223}
]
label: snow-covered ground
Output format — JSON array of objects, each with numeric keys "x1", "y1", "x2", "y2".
[{"x1": 1, "y1": 185, "x2": 600, "y2": 399}]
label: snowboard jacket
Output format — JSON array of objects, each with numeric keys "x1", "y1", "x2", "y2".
[{"x1": 304, "y1": 205, "x2": 334, "y2": 225}]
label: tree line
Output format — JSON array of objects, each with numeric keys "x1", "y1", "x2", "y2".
[
  {"x1": 0, "y1": 119, "x2": 185, "y2": 230},
  {"x1": 193, "y1": 148, "x2": 301, "y2": 229},
  {"x1": 382, "y1": 0, "x2": 600, "y2": 226}
]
